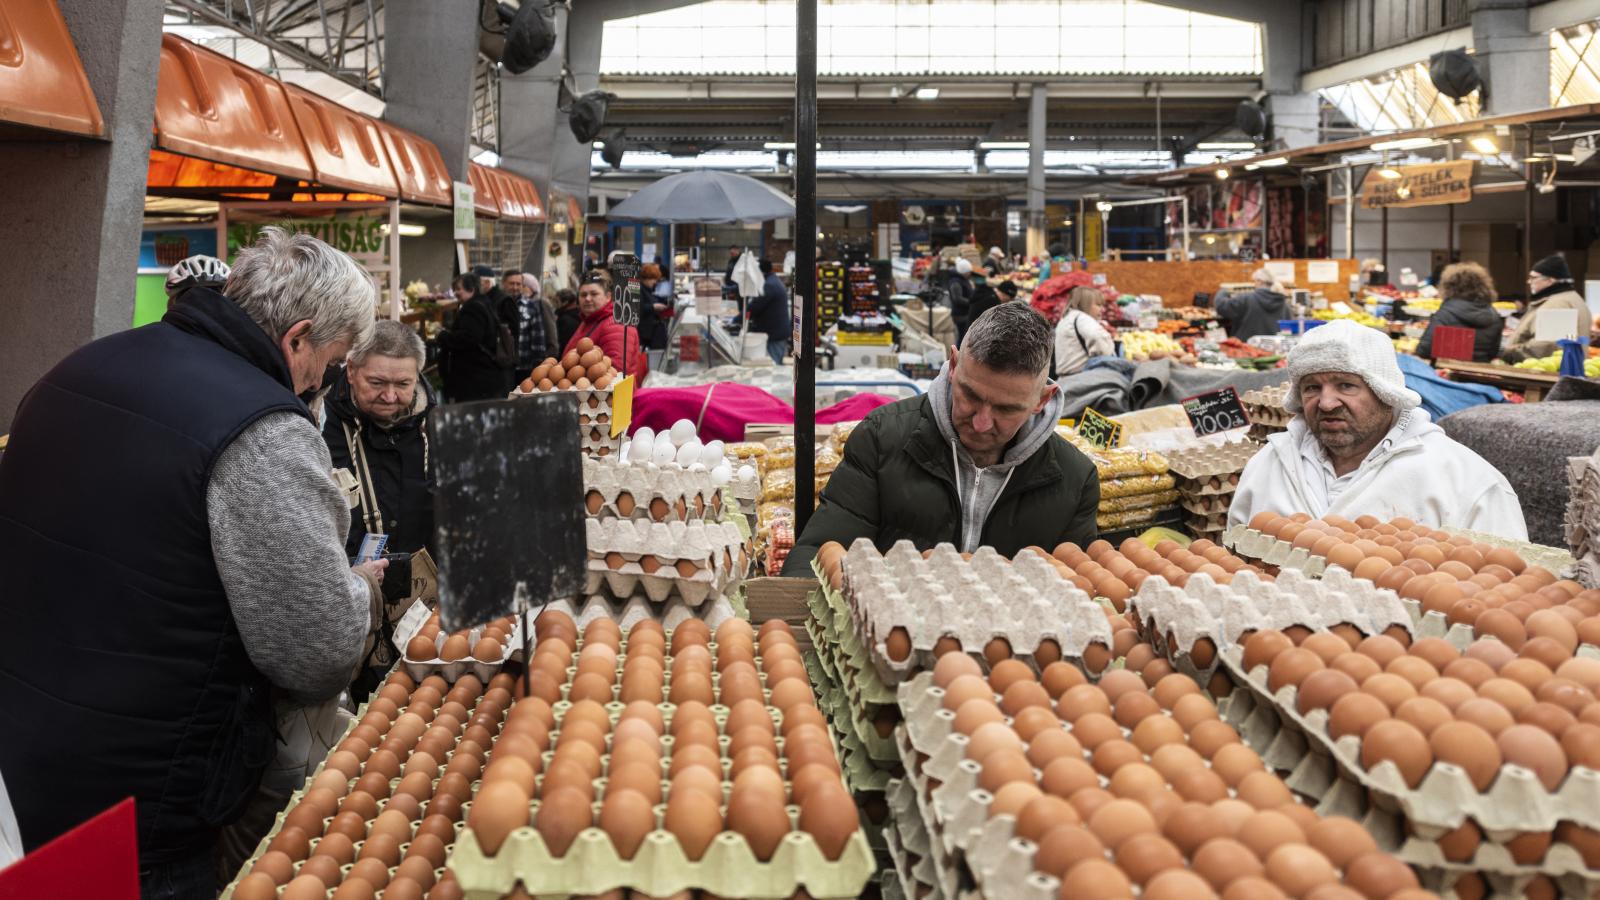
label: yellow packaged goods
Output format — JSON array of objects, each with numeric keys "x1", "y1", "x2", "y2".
[
  {"x1": 815, "y1": 445, "x2": 842, "y2": 476},
  {"x1": 828, "y1": 421, "x2": 858, "y2": 452},
  {"x1": 1098, "y1": 489, "x2": 1179, "y2": 515},
  {"x1": 1097, "y1": 505, "x2": 1173, "y2": 530},
  {"x1": 1088, "y1": 446, "x2": 1169, "y2": 480},
  {"x1": 761, "y1": 436, "x2": 796, "y2": 474},
  {"x1": 761, "y1": 468, "x2": 797, "y2": 503},
  {"x1": 725, "y1": 441, "x2": 768, "y2": 461},
  {"x1": 1098, "y1": 473, "x2": 1176, "y2": 499}
]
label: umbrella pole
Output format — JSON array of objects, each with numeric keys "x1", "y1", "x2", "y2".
[{"x1": 794, "y1": 0, "x2": 818, "y2": 534}]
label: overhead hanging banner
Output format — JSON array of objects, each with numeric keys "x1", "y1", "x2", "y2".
[{"x1": 1359, "y1": 160, "x2": 1474, "y2": 210}]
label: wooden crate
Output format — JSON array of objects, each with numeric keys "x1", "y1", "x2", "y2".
[{"x1": 744, "y1": 576, "x2": 817, "y2": 650}]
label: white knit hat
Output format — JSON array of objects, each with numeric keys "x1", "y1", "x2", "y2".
[{"x1": 1283, "y1": 319, "x2": 1422, "y2": 414}]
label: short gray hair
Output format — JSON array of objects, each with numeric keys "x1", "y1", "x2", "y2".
[
  {"x1": 961, "y1": 302, "x2": 1051, "y2": 376},
  {"x1": 225, "y1": 227, "x2": 377, "y2": 350},
  {"x1": 349, "y1": 320, "x2": 425, "y2": 370},
  {"x1": 1252, "y1": 267, "x2": 1283, "y2": 292}
]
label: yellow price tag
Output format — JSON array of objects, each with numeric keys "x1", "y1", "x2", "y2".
[{"x1": 609, "y1": 375, "x2": 634, "y2": 438}]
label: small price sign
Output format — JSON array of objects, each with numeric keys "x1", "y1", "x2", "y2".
[
  {"x1": 1181, "y1": 386, "x2": 1251, "y2": 437},
  {"x1": 1077, "y1": 407, "x2": 1122, "y2": 449},
  {"x1": 610, "y1": 254, "x2": 642, "y2": 327}
]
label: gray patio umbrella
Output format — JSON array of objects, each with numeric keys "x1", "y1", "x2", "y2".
[{"x1": 605, "y1": 170, "x2": 795, "y2": 224}]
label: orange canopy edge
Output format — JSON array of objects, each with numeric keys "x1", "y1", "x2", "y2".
[
  {"x1": 376, "y1": 120, "x2": 452, "y2": 207},
  {"x1": 283, "y1": 84, "x2": 399, "y2": 198},
  {"x1": 0, "y1": 0, "x2": 104, "y2": 137},
  {"x1": 468, "y1": 162, "x2": 503, "y2": 217}
]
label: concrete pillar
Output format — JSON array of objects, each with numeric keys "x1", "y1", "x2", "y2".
[
  {"x1": 553, "y1": 4, "x2": 606, "y2": 202},
  {"x1": 383, "y1": 0, "x2": 480, "y2": 183},
  {"x1": 500, "y1": 5, "x2": 571, "y2": 279},
  {"x1": 1026, "y1": 84, "x2": 1047, "y2": 260},
  {"x1": 0, "y1": 0, "x2": 162, "y2": 432},
  {"x1": 1266, "y1": 92, "x2": 1321, "y2": 149},
  {"x1": 1471, "y1": 1, "x2": 1550, "y2": 116}
]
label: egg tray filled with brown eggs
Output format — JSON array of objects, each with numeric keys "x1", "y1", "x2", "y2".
[
  {"x1": 1214, "y1": 626, "x2": 1600, "y2": 896},
  {"x1": 582, "y1": 457, "x2": 728, "y2": 523},
  {"x1": 541, "y1": 593, "x2": 750, "y2": 647},
  {"x1": 819, "y1": 540, "x2": 1121, "y2": 689},
  {"x1": 886, "y1": 656, "x2": 1444, "y2": 900},
  {"x1": 446, "y1": 613, "x2": 878, "y2": 899},
  {"x1": 1128, "y1": 560, "x2": 1415, "y2": 689},
  {"x1": 515, "y1": 342, "x2": 624, "y2": 395},
  {"x1": 398, "y1": 607, "x2": 524, "y2": 682},
  {"x1": 585, "y1": 518, "x2": 749, "y2": 608},
  {"x1": 1166, "y1": 442, "x2": 1260, "y2": 542}
]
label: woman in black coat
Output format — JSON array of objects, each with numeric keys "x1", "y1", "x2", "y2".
[
  {"x1": 435, "y1": 273, "x2": 508, "y2": 401},
  {"x1": 1417, "y1": 262, "x2": 1504, "y2": 363}
]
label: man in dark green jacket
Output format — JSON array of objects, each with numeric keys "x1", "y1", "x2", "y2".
[{"x1": 782, "y1": 303, "x2": 1099, "y2": 574}]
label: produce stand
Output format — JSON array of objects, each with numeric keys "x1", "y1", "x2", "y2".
[{"x1": 1435, "y1": 359, "x2": 1561, "y2": 401}]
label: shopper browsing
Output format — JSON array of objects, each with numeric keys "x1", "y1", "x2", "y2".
[
  {"x1": 0, "y1": 228, "x2": 385, "y2": 898},
  {"x1": 553, "y1": 286, "x2": 583, "y2": 352},
  {"x1": 947, "y1": 258, "x2": 974, "y2": 341},
  {"x1": 1215, "y1": 268, "x2": 1290, "y2": 341},
  {"x1": 638, "y1": 263, "x2": 675, "y2": 372},
  {"x1": 1053, "y1": 286, "x2": 1116, "y2": 377},
  {"x1": 746, "y1": 258, "x2": 791, "y2": 365},
  {"x1": 499, "y1": 269, "x2": 560, "y2": 372},
  {"x1": 565, "y1": 270, "x2": 649, "y2": 382},
  {"x1": 1229, "y1": 320, "x2": 1526, "y2": 539},
  {"x1": 1415, "y1": 262, "x2": 1503, "y2": 362},
  {"x1": 1500, "y1": 254, "x2": 1592, "y2": 363},
  {"x1": 436, "y1": 272, "x2": 511, "y2": 402},
  {"x1": 783, "y1": 303, "x2": 1100, "y2": 574}
]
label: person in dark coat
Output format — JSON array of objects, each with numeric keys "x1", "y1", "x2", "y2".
[
  {"x1": 1417, "y1": 262, "x2": 1504, "y2": 363},
  {"x1": 724, "y1": 245, "x2": 745, "y2": 287},
  {"x1": 782, "y1": 303, "x2": 1098, "y2": 575},
  {"x1": 746, "y1": 257, "x2": 790, "y2": 364},
  {"x1": 553, "y1": 287, "x2": 583, "y2": 353},
  {"x1": 946, "y1": 258, "x2": 974, "y2": 337},
  {"x1": 1215, "y1": 268, "x2": 1290, "y2": 341},
  {"x1": 499, "y1": 269, "x2": 559, "y2": 375},
  {"x1": 963, "y1": 268, "x2": 1001, "y2": 342},
  {"x1": 436, "y1": 272, "x2": 508, "y2": 401}
]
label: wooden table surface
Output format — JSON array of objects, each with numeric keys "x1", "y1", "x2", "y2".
[{"x1": 1434, "y1": 359, "x2": 1562, "y2": 401}]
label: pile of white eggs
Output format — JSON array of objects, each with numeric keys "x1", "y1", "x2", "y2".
[{"x1": 621, "y1": 419, "x2": 758, "y2": 487}]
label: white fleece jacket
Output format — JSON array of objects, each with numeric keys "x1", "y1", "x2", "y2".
[{"x1": 1228, "y1": 409, "x2": 1527, "y2": 540}]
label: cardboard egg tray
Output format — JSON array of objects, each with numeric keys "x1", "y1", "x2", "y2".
[
  {"x1": 883, "y1": 777, "x2": 946, "y2": 900},
  {"x1": 511, "y1": 384, "x2": 622, "y2": 457},
  {"x1": 805, "y1": 581, "x2": 901, "y2": 762},
  {"x1": 836, "y1": 540, "x2": 1115, "y2": 687},
  {"x1": 582, "y1": 456, "x2": 727, "y2": 523},
  {"x1": 1215, "y1": 645, "x2": 1600, "y2": 895},
  {"x1": 1240, "y1": 385, "x2": 1292, "y2": 428},
  {"x1": 545, "y1": 590, "x2": 748, "y2": 637},
  {"x1": 1163, "y1": 441, "x2": 1261, "y2": 496},
  {"x1": 448, "y1": 641, "x2": 877, "y2": 899},
  {"x1": 394, "y1": 599, "x2": 522, "y2": 682},
  {"x1": 585, "y1": 518, "x2": 748, "y2": 607},
  {"x1": 1223, "y1": 522, "x2": 1330, "y2": 576},
  {"x1": 218, "y1": 686, "x2": 465, "y2": 899}
]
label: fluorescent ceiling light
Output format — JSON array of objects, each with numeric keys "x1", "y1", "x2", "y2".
[
  {"x1": 1197, "y1": 141, "x2": 1257, "y2": 151},
  {"x1": 1370, "y1": 137, "x2": 1435, "y2": 151},
  {"x1": 978, "y1": 141, "x2": 1030, "y2": 150},
  {"x1": 1378, "y1": 167, "x2": 1402, "y2": 179},
  {"x1": 763, "y1": 142, "x2": 820, "y2": 150},
  {"x1": 380, "y1": 223, "x2": 427, "y2": 238},
  {"x1": 1469, "y1": 136, "x2": 1499, "y2": 154},
  {"x1": 1156, "y1": 172, "x2": 1187, "y2": 183},
  {"x1": 1244, "y1": 157, "x2": 1290, "y2": 170},
  {"x1": 823, "y1": 204, "x2": 868, "y2": 214},
  {"x1": 915, "y1": 87, "x2": 940, "y2": 100}
]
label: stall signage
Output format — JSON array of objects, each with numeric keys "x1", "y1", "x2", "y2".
[
  {"x1": 453, "y1": 181, "x2": 476, "y2": 240},
  {"x1": 1077, "y1": 407, "x2": 1122, "y2": 449},
  {"x1": 1359, "y1": 160, "x2": 1474, "y2": 209},
  {"x1": 1181, "y1": 386, "x2": 1251, "y2": 437},
  {"x1": 228, "y1": 214, "x2": 389, "y2": 260},
  {"x1": 610, "y1": 254, "x2": 642, "y2": 328}
]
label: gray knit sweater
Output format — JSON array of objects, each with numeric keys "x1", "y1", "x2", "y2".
[{"x1": 206, "y1": 411, "x2": 373, "y2": 702}]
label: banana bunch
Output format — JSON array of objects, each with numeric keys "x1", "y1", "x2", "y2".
[
  {"x1": 1393, "y1": 337, "x2": 1418, "y2": 355},
  {"x1": 1512, "y1": 352, "x2": 1600, "y2": 376},
  {"x1": 1312, "y1": 308, "x2": 1387, "y2": 329}
]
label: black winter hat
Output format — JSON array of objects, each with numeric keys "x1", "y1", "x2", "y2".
[
  {"x1": 1532, "y1": 254, "x2": 1572, "y2": 281},
  {"x1": 997, "y1": 281, "x2": 1019, "y2": 298}
]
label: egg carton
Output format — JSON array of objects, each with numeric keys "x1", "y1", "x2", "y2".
[
  {"x1": 1163, "y1": 441, "x2": 1261, "y2": 496},
  {"x1": 393, "y1": 599, "x2": 523, "y2": 682},
  {"x1": 582, "y1": 456, "x2": 727, "y2": 523},
  {"x1": 1186, "y1": 515, "x2": 1231, "y2": 540},
  {"x1": 535, "y1": 590, "x2": 747, "y2": 637},
  {"x1": 1216, "y1": 644, "x2": 1600, "y2": 848},
  {"x1": 510, "y1": 384, "x2": 614, "y2": 412},
  {"x1": 585, "y1": 518, "x2": 748, "y2": 607},
  {"x1": 886, "y1": 742, "x2": 965, "y2": 900},
  {"x1": 1222, "y1": 522, "x2": 1329, "y2": 577},
  {"x1": 883, "y1": 789, "x2": 947, "y2": 900},
  {"x1": 836, "y1": 541, "x2": 1115, "y2": 687},
  {"x1": 804, "y1": 631, "x2": 900, "y2": 769}
]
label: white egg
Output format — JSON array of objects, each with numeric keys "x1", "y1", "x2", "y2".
[
  {"x1": 632, "y1": 427, "x2": 655, "y2": 449},
  {"x1": 669, "y1": 419, "x2": 696, "y2": 447},
  {"x1": 627, "y1": 437, "x2": 654, "y2": 463},
  {"x1": 737, "y1": 464, "x2": 757, "y2": 483},
  {"x1": 700, "y1": 440, "x2": 725, "y2": 468},
  {"x1": 675, "y1": 440, "x2": 702, "y2": 467},
  {"x1": 711, "y1": 464, "x2": 732, "y2": 486},
  {"x1": 650, "y1": 440, "x2": 677, "y2": 466}
]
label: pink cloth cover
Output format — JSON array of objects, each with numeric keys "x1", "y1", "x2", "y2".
[{"x1": 629, "y1": 384, "x2": 899, "y2": 442}]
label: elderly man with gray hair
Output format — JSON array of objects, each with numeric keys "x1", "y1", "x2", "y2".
[
  {"x1": 1215, "y1": 267, "x2": 1289, "y2": 341},
  {"x1": 0, "y1": 227, "x2": 386, "y2": 898},
  {"x1": 783, "y1": 302, "x2": 1100, "y2": 574}
]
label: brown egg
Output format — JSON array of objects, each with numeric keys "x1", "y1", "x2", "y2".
[
  {"x1": 1189, "y1": 720, "x2": 1242, "y2": 759},
  {"x1": 1394, "y1": 697, "x2": 1453, "y2": 737},
  {"x1": 1242, "y1": 631, "x2": 1295, "y2": 674},
  {"x1": 347, "y1": 858, "x2": 390, "y2": 890},
  {"x1": 1191, "y1": 836, "x2": 1264, "y2": 890},
  {"x1": 1360, "y1": 719, "x2": 1433, "y2": 788},
  {"x1": 1497, "y1": 724, "x2": 1568, "y2": 790},
  {"x1": 1295, "y1": 669, "x2": 1358, "y2": 715},
  {"x1": 1265, "y1": 844, "x2": 1338, "y2": 897},
  {"x1": 727, "y1": 787, "x2": 790, "y2": 861},
  {"x1": 1236, "y1": 810, "x2": 1306, "y2": 861},
  {"x1": 659, "y1": 787, "x2": 721, "y2": 862}
]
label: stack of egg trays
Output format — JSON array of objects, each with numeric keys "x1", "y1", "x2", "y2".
[
  {"x1": 448, "y1": 636, "x2": 877, "y2": 899},
  {"x1": 509, "y1": 384, "x2": 620, "y2": 457},
  {"x1": 883, "y1": 777, "x2": 946, "y2": 900},
  {"x1": 893, "y1": 673, "x2": 1064, "y2": 900},
  {"x1": 217, "y1": 681, "x2": 463, "y2": 898},
  {"x1": 806, "y1": 559, "x2": 901, "y2": 780},
  {"x1": 549, "y1": 591, "x2": 748, "y2": 638},
  {"x1": 393, "y1": 599, "x2": 521, "y2": 681},
  {"x1": 1165, "y1": 442, "x2": 1261, "y2": 540},
  {"x1": 1240, "y1": 385, "x2": 1291, "y2": 441},
  {"x1": 582, "y1": 456, "x2": 728, "y2": 524},
  {"x1": 585, "y1": 518, "x2": 748, "y2": 607},
  {"x1": 1222, "y1": 521, "x2": 1329, "y2": 577},
  {"x1": 1214, "y1": 644, "x2": 1600, "y2": 898},
  {"x1": 1128, "y1": 569, "x2": 1415, "y2": 687},
  {"x1": 840, "y1": 540, "x2": 1115, "y2": 688}
]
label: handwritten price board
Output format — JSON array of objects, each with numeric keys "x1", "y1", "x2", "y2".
[
  {"x1": 1077, "y1": 407, "x2": 1122, "y2": 449},
  {"x1": 1181, "y1": 386, "x2": 1251, "y2": 437}
]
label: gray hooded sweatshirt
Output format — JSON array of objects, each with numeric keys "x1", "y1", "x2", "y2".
[{"x1": 928, "y1": 361, "x2": 1066, "y2": 552}]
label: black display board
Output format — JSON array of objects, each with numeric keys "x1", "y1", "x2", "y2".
[
  {"x1": 1181, "y1": 386, "x2": 1251, "y2": 437},
  {"x1": 428, "y1": 394, "x2": 585, "y2": 632}
]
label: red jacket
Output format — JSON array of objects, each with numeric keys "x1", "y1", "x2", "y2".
[{"x1": 563, "y1": 301, "x2": 649, "y2": 383}]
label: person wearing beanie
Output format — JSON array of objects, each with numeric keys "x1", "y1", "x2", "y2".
[
  {"x1": 1499, "y1": 253, "x2": 1591, "y2": 363},
  {"x1": 1215, "y1": 267, "x2": 1290, "y2": 342},
  {"x1": 1229, "y1": 320, "x2": 1526, "y2": 539}
]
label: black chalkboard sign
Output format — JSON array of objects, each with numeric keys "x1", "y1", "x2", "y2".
[
  {"x1": 610, "y1": 254, "x2": 642, "y2": 327},
  {"x1": 428, "y1": 394, "x2": 586, "y2": 632},
  {"x1": 1077, "y1": 407, "x2": 1122, "y2": 449},
  {"x1": 1181, "y1": 386, "x2": 1251, "y2": 437}
]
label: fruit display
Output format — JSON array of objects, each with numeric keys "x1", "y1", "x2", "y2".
[
  {"x1": 1166, "y1": 442, "x2": 1262, "y2": 540},
  {"x1": 892, "y1": 660, "x2": 1442, "y2": 900},
  {"x1": 1311, "y1": 308, "x2": 1388, "y2": 329},
  {"x1": 1513, "y1": 350, "x2": 1600, "y2": 376},
  {"x1": 1119, "y1": 330, "x2": 1195, "y2": 363}
]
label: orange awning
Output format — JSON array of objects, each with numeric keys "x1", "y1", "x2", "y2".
[
  {"x1": 375, "y1": 120, "x2": 452, "y2": 207},
  {"x1": 0, "y1": 0, "x2": 103, "y2": 137},
  {"x1": 283, "y1": 84, "x2": 398, "y2": 197},
  {"x1": 497, "y1": 169, "x2": 547, "y2": 223},
  {"x1": 468, "y1": 162, "x2": 502, "y2": 217},
  {"x1": 154, "y1": 35, "x2": 313, "y2": 182}
]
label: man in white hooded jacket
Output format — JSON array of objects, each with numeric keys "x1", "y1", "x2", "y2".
[{"x1": 1229, "y1": 320, "x2": 1527, "y2": 540}]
